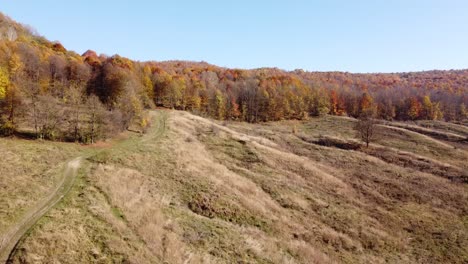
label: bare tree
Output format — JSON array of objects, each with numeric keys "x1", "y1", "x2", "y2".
[
  {"x1": 48, "y1": 55, "x2": 67, "y2": 98},
  {"x1": 65, "y1": 85, "x2": 85, "y2": 142},
  {"x1": 3, "y1": 84, "x2": 23, "y2": 125},
  {"x1": 354, "y1": 117, "x2": 379, "y2": 148},
  {"x1": 17, "y1": 43, "x2": 41, "y2": 82},
  {"x1": 85, "y1": 95, "x2": 107, "y2": 144},
  {"x1": 23, "y1": 80, "x2": 41, "y2": 137},
  {"x1": 36, "y1": 95, "x2": 65, "y2": 140},
  {"x1": 115, "y1": 92, "x2": 139, "y2": 130},
  {"x1": 67, "y1": 60, "x2": 91, "y2": 87}
]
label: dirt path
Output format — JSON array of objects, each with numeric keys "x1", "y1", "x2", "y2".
[
  {"x1": 0, "y1": 157, "x2": 82, "y2": 263},
  {"x1": 0, "y1": 110, "x2": 168, "y2": 263},
  {"x1": 142, "y1": 110, "x2": 167, "y2": 143},
  {"x1": 380, "y1": 124, "x2": 455, "y2": 149}
]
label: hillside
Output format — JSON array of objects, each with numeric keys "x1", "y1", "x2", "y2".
[
  {"x1": 0, "y1": 12, "x2": 467, "y2": 146},
  {"x1": 0, "y1": 11, "x2": 468, "y2": 264},
  {"x1": 1, "y1": 110, "x2": 466, "y2": 263}
]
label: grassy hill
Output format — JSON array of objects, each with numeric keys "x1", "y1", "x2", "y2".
[{"x1": 2, "y1": 110, "x2": 466, "y2": 263}]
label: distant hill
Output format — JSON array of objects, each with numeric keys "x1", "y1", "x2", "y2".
[
  {"x1": 0, "y1": 12, "x2": 467, "y2": 143},
  {"x1": 0, "y1": 11, "x2": 467, "y2": 264}
]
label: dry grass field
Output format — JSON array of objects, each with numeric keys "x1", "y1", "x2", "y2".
[
  {"x1": 0, "y1": 140, "x2": 82, "y2": 235},
  {"x1": 2, "y1": 110, "x2": 467, "y2": 263}
]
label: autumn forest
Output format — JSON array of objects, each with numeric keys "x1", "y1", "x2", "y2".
[{"x1": 0, "y1": 13, "x2": 467, "y2": 143}]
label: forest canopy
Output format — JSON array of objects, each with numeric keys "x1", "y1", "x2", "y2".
[{"x1": 0, "y1": 13, "x2": 467, "y2": 143}]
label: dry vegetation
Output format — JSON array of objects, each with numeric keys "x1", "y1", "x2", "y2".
[
  {"x1": 0, "y1": 139, "x2": 82, "y2": 235},
  {"x1": 3, "y1": 110, "x2": 468, "y2": 263}
]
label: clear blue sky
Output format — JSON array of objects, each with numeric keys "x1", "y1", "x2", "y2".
[{"x1": 1, "y1": 0, "x2": 467, "y2": 73}]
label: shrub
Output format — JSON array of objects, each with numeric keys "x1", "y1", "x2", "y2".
[{"x1": 0, "y1": 119, "x2": 15, "y2": 136}]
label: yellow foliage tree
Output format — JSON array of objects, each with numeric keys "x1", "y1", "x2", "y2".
[
  {"x1": 422, "y1": 95, "x2": 435, "y2": 120},
  {"x1": 0, "y1": 67, "x2": 10, "y2": 99},
  {"x1": 8, "y1": 53, "x2": 22, "y2": 75},
  {"x1": 214, "y1": 90, "x2": 226, "y2": 120}
]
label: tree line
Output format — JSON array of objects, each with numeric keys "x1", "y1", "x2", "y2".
[{"x1": 0, "y1": 13, "x2": 467, "y2": 143}]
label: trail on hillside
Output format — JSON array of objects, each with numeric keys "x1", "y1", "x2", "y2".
[
  {"x1": 142, "y1": 110, "x2": 167, "y2": 143},
  {"x1": 0, "y1": 157, "x2": 82, "y2": 263},
  {"x1": 380, "y1": 124, "x2": 455, "y2": 149},
  {"x1": 3, "y1": 111, "x2": 467, "y2": 263},
  {"x1": 2, "y1": 110, "x2": 168, "y2": 263}
]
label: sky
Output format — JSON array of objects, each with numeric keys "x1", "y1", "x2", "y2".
[{"x1": 1, "y1": 0, "x2": 467, "y2": 73}]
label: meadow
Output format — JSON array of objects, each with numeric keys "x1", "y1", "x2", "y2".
[{"x1": 1, "y1": 110, "x2": 467, "y2": 263}]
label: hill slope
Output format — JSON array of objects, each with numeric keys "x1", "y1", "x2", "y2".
[
  {"x1": 4, "y1": 110, "x2": 466, "y2": 263},
  {"x1": 0, "y1": 11, "x2": 467, "y2": 264},
  {"x1": 1, "y1": 12, "x2": 468, "y2": 146}
]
